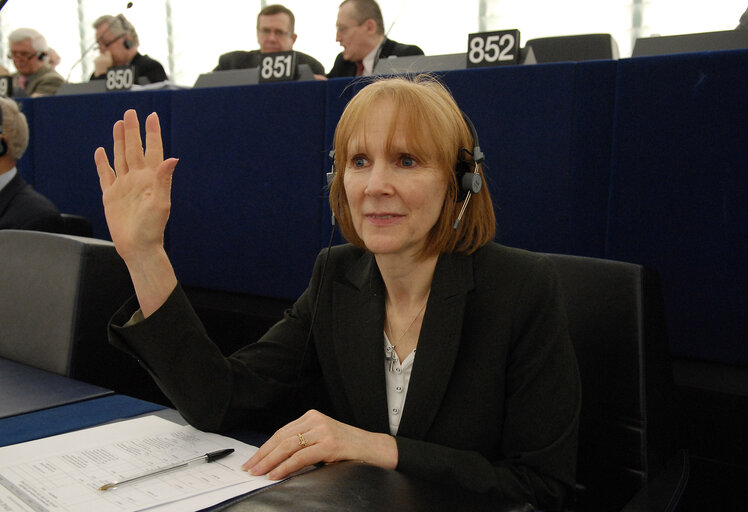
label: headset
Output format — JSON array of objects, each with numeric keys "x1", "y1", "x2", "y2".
[
  {"x1": 326, "y1": 110, "x2": 484, "y2": 230},
  {"x1": 114, "y1": 14, "x2": 134, "y2": 50}
]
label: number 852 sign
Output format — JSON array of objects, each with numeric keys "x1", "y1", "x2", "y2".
[{"x1": 466, "y1": 30, "x2": 521, "y2": 68}]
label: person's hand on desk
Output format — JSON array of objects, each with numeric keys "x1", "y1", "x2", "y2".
[
  {"x1": 94, "y1": 110, "x2": 179, "y2": 317},
  {"x1": 243, "y1": 409, "x2": 398, "y2": 480}
]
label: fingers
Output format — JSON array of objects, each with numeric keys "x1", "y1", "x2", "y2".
[
  {"x1": 123, "y1": 109, "x2": 145, "y2": 171},
  {"x1": 112, "y1": 120, "x2": 127, "y2": 176},
  {"x1": 94, "y1": 147, "x2": 115, "y2": 191},
  {"x1": 144, "y1": 112, "x2": 164, "y2": 170}
]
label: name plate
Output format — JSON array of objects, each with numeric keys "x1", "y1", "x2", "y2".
[
  {"x1": 105, "y1": 65, "x2": 135, "y2": 91},
  {"x1": 0, "y1": 76, "x2": 12, "y2": 97},
  {"x1": 466, "y1": 30, "x2": 521, "y2": 68},
  {"x1": 258, "y1": 51, "x2": 297, "y2": 82}
]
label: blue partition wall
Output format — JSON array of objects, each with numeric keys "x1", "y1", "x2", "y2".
[
  {"x1": 168, "y1": 81, "x2": 328, "y2": 299},
  {"x1": 20, "y1": 90, "x2": 173, "y2": 240},
  {"x1": 606, "y1": 50, "x2": 748, "y2": 364},
  {"x1": 11, "y1": 49, "x2": 748, "y2": 368}
]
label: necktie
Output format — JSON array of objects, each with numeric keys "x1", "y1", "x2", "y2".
[
  {"x1": 18, "y1": 75, "x2": 27, "y2": 90},
  {"x1": 355, "y1": 61, "x2": 364, "y2": 76}
]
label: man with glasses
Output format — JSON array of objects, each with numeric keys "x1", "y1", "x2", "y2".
[
  {"x1": 328, "y1": 0, "x2": 423, "y2": 78},
  {"x1": 213, "y1": 4, "x2": 325, "y2": 77},
  {"x1": 7, "y1": 28, "x2": 64, "y2": 97},
  {"x1": 91, "y1": 14, "x2": 167, "y2": 85}
]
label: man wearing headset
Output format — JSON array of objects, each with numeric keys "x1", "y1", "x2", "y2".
[
  {"x1": 7, "y1": 28, "x2": 65, "y2": 97},
  {"x1": 91, "y1": 14, "x2": 168, "y2": 85}
]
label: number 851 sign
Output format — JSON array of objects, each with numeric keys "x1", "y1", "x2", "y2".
[{"x1": 466, "y1": 30, "x2": 521, "y2": 68}]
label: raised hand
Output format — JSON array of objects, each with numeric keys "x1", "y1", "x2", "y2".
[
  {"x1": 242, "y1": 409, "x2": 398, "y2": 480},
  {"x1": 94, "y1": 110, "x2": 179, "y2": 317}
]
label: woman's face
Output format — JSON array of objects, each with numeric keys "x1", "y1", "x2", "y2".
[{"x1": 343, "y1": 99, "x2": 448, "y2": 260}]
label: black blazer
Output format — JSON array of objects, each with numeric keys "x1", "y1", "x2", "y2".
[
  {"x1": 0, "y1": 172, "x2": 62, "y2": 232},
  {"x1": 327, "y1": 38, "x2": 424, "y2": 78},
  {"x1": 214, "y1": 49, "x2": 326, "y2": 76},
  {"x1": 110, "y1": 243, "x2": 580, "y2": 510}
]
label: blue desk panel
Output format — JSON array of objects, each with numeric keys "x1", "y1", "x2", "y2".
[
  {"x1": 168, "y1": 81, "x2": 328, "y2": 299},
  {"x1": 18, "y1": 90, "x2": 173, "y2": 241},
  {"x1": 606, "y1": 49, "x2": 748, "y2": 364},
  {"x1": 13, "y1": 52, "x2": 748, "y2": 368}
]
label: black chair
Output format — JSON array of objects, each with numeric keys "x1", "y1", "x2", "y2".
[
  {"x1": 545, "y1": 253, "x2": 687, "y2": 511},
  {"x1": 525, "y1": 34, "x2": 619, "y2": 63},
  {"x1": 0, "y1": 230, "x2": 169, "y2": 405},
  {"x1": 59, "y1": 213, "x2": 93, "y2": 237}
]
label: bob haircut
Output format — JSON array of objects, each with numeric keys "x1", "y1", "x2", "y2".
[{"x1": 329, "y1": 75, "x2": 496, "y2": 259}]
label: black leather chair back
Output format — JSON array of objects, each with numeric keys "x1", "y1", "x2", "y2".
[
  {"x1": 59, "y1": 213, "x2": 93, "y2": 237},
  {"x1": 546, "y1": 253, "x2": 674, "y2": 511}
]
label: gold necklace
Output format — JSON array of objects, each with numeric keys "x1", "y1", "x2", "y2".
[{"x1": 385, "y1": 299, "x2": 428, "y2": 372}]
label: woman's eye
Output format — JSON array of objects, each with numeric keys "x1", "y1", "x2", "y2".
[
  {"x1": 352, "y1": 156, "x2": 367, "y2": 168},
  {"x1": 400, "y1": 156, "x2": 416, "y2": 167}
]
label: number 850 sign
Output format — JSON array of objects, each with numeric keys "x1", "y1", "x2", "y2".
[{"x1": 466, "y1": 30, "x2": 521, "y2": 68}]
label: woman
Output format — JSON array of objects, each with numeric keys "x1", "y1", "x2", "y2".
[{"x1": 94, "y1": 75, "x2": 580, "y2": 510}]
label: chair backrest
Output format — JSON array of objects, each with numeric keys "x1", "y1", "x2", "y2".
[
  {"x1": 526, "y1": 34, "x2": 620, "y2": 63},
  {"x1": 545, "y1": 253, "x2": 674, "y2": 512},
  {"x1": 0, "y1": 230, "x2": 167, "y2": 404},
  {"x1": 59, "y1": 213, "x2": 93, "y2": 237}
]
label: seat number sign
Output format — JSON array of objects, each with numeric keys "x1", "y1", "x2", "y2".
[
  {"x1": 467, "y1": 30, "x2": 521, "y2": 68},
  {"x1": 259, "y1": 51, "x2": 297, "y2": 82},
  {"x1": 106, "y1": 66, "x2": 135, "y2": 91}
]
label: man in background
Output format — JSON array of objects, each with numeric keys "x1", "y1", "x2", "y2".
[
  {"x1": 0, "y1": 97, "x2": 62, "y2": 233},
  {"x1": 327, "y1": 0, "x2": 423, "y2": 78},
  {"x1": 213, "y1": 4, "x2": 325, "y2": 76},
  {"x1": 91, "y1": 14, "x2": 168, "y2": 84},
  {"x1": 737, "y1": 6, "x2": 748, "y2": 29},
  {"x1": 7, "y1": 28, "x2": 64, "y2": 96}
]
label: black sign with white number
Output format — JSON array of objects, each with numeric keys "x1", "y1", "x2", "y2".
[
  {"x1": 466, "y1": 30, "x2": 521, "y2": 68},
  {"x1": 0, "y1": 76, "x2": 12, "y2": 97},
  {"x1": 0, "y1": 76, "x2": 13, "y2": 98},
  {"x1": 105, "y1": 66, "x2": 135, "y2": 91},
  {"x1": 258, "y1": 51, "x2": 297, "y2": 83}
]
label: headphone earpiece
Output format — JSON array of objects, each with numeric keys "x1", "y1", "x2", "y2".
[
  {"x1": 123, "y1": 39, "x2": 132, "y2": 49},
  {"x1": 453, "y1": 111, "x2": 485, "y2": 230},
  {"x1": 37, "y1": 51, "x2": 47, "y2": 61}
]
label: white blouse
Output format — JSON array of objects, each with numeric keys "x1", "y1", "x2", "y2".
[{"x1": 383, "y1": 332, "x2": 416, "y2": 436}]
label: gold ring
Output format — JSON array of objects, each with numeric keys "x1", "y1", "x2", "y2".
[{"x1": 297, "y1": 432, "x2": 307, "y2": 447}]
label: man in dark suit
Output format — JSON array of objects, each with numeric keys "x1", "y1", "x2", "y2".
[
  {"x1": 0, "y1": 97, "x2": 62, "y2": 233},
  {"x1": 328, "y1": 0, "x2": 423, "y2": 78},
  {"x1": 214, "y1": 4, "x2": 326, "y2": 77}
]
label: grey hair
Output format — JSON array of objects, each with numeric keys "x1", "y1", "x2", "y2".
[
  {"x1": 93, "y1": 14, "x2": 140, "y2": 47},
  {"x1": 8, "y1": 28, "x2": 48, "y2": 54},
  {"x1": 0, "y1": 97, "x2": 30, "y2": 161}
]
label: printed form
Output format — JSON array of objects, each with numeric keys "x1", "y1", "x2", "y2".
[{"x1": 0, "y1": 415, "x2": 280, "y2": 512}]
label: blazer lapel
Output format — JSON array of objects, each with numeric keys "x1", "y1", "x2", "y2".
[
  {"x1": 332, "y1": 252, "x2": 390, "y2": 433},
  {"x1": 396, "y1": 252, "x2": 475, "y2": 439}
]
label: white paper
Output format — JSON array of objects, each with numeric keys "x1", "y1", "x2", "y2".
[{"x1": 0, "y1": 415, "x2": 278, "y2": 512}]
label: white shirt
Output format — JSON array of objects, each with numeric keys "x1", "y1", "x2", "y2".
[
  {"x1": 361, "y1": 38, "x2": 385, "y2": 76},
  {"x1": 383, "y1": 331, "x2": 416, "y2": 435}
]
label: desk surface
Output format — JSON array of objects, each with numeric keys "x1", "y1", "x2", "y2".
[{"x1": 0, "y1": 357, "x2": 112, "y2": 419}]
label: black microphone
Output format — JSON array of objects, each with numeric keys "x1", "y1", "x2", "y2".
[{"x1": 65, "y1": 2, "x2": 134, "y2": 81}]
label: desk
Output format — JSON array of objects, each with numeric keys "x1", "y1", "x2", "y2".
[{"x1": 0, "y1": 394, "x2": 527, "y2": 511}]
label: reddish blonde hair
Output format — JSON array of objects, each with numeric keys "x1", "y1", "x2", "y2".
[{"x1": 329, "y1": 75, "x2": 496, "y2": 258}]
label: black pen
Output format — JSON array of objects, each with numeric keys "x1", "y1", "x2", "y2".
[{"x1": 98, "y1": 448, "x2": 235, "y2": 491}]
